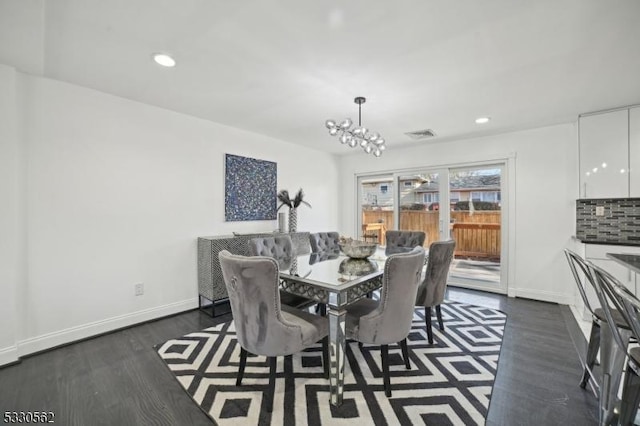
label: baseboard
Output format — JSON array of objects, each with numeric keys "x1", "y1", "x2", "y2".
[
  {"x1": 0, "y1": 345, "x2": 18, "y2": 367},
  {"x1": 448, "y1": 281, "x2": 507, "y2": 295},
  {"x1": 16, "y1": 298, "x2": 198, "y2": 357},
  {"x1": 513, "y1": 287, "x2": 573, "y2": 305}
]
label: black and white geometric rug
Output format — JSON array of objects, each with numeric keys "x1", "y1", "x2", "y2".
[{"x1": 156, "y1": 301, "x2": 506, "y2": 425}]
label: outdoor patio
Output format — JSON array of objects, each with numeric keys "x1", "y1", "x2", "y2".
[{"x1": 450, "y1": 258, "x2": 501, "y2": 284}]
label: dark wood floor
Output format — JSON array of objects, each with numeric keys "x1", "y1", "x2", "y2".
[
  {"x1": 0, "y1": 288, "x2": 598, "y2": 425},
  {"x1": 446, "y1": 289, "x2": 599, "y2": 426}
]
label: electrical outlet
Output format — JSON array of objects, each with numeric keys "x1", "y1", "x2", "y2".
[
  {"x1": 595, "y1": 206, "x2": 605, "y2": 217},
  {"x1": 134, "y1": 282, "x2": 144, "y2": 296}
]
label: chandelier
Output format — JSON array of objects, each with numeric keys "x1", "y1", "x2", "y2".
[{"x1": 325, "y1": 96, "x2": 386, "y2": 157}]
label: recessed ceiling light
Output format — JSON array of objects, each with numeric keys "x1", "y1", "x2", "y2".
[
  {"x1": 475, "y1": 117, "x2": 490, "y2": 124},
  {"x1": 152, "y1": 53, "x2": 176, "y2": 67}
]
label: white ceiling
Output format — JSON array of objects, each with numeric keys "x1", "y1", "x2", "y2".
[{"x1": 2, "y1": 0, "x2": 640, "y2": 154}]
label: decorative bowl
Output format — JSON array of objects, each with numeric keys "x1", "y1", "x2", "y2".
[
  {"x1": 338, "y1": 258, "x2": 378, "y2": 276},
  {"x1": 338, "y1": 240, "x2": 377, "y2": 259}
]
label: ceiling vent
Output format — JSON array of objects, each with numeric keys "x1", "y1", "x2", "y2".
[{"x1": 405, "y1": 129, "x2": 437, "y2": 140}]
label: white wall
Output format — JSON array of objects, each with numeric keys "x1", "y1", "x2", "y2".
[
  {"x1": 338, "y1": 124, "x2": 579, "y2": 304},
  {"x1": 0, "y1": 64, "x2": 24, "y2": 365},
  {"x1": 6, "y1": 70, "x2": 339, "y2": 360}
]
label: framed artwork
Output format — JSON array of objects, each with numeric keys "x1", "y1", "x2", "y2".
[{"x1": 224, "y1": 154, "x2": 277, "y2": 221}]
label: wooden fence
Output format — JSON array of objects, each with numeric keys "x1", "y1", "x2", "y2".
[
  {"x1": 362, "y1": 210, "x2": 501, "y2": 260},
  {"x1": 451, "y1": 223, "x2": 501, "y2": 260}
]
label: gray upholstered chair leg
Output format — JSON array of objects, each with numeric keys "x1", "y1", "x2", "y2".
[
  {"x1": 400, "y1": 338, "x2": 410, "y2": 369},
  {"x1": 237, "y1": 347, "x2": 248, "y2": 386},
  {"x1": 580, "y1": 321, "x2": 601, "y2": 388},
  {"x1": 425, "y1": 306, "x2": 434, "y2": 344},
  {"x1": 266, "y1": 357, "x2": 277, "y2": 413},
  {"x1": 620, "y1": 365, "x2": 640, "y2": 426},
  {"x1": 381, "y1": 344, "x2": 391, "y2": 397},
  {"x1": 436, "y1": 305, "x2": 444, "y2": 331}
]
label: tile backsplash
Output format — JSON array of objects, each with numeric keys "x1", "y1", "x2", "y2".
[{"x1": 576, "y1": 198, "x2": 640, "y2": 245}]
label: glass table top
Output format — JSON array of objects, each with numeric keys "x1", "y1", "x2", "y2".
[{"x1": 280, "y1": 250, "x2": 387, "y2": 291}]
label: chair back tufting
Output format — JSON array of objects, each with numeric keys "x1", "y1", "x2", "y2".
[
  {"x1": 356, "y1": 246, "x2": 425, "y2": 344},
  {"x1": 385, "y1": 230, "x2": 426, "y2": 255},
  {"x1": 248, "y1": 235, "x2": 295, "y2": 270},
  {"x1": 416, "y1": 239, "x2": 456, "y2": 307},
  {"x1": 309, "y1": 232, "x2": 340, "y2": 253}
]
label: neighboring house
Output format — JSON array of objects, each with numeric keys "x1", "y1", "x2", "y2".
[
  {"x1": 416, "y1": 174, "x2": 501, "y2": 209},
  {"x1": 361, "y1": 177, "x2": 427, "y2": 209},
  {"x1": 361, "y1": 180, "x2": 394, "y2": 209}
]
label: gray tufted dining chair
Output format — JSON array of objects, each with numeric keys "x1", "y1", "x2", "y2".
[
  {"x1": 219, "y1": 250, "x2": 329, "y2": 412},
  {"x1": 309, "y1": 232, "x2": 341, "y2": 253},
  {"x1": 385, "y1": 230, "x2": 426, "y2": 255},
  {"x1": 248, "y1": 235, "x2": 316, "y2": 310},
  {"x1": 344, "y1": 246, "x2": 425, "y2": 397},
  {"x1": 415, "y1": 239, "x2": 456, "y2": 345}
]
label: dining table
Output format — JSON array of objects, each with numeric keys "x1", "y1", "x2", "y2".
[{"x1": 279, "y1": 249, "x2": 387, "y2": 407}]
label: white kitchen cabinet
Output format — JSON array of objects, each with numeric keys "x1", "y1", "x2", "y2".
[
  {"x1": 579, "y1": 109, "x2": 629, "y2": 198},
  {"x1": 630, "y1": 107, "x2": 640, "y2": 197}
]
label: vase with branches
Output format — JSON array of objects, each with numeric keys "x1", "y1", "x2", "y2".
[{"x1": 277, "y1": 189, "x2": 311, "y2": 233}]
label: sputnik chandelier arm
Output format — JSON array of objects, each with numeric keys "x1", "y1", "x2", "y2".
[{"x1": 325, "y1": 96, "x2": 386, "y2": 157}]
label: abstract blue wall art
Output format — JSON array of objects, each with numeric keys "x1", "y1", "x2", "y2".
[{"x1": 225, "y1": 154, "x2": 277, "y2": 221}]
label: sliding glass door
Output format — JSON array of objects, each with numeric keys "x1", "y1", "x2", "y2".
[{"x1": 356, "y1": 162, "x2": 508, "y2": 294}]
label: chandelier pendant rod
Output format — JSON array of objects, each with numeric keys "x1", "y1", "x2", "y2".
[{"x1": 354, "y1": 96, "x2": 366, "y2": 127}]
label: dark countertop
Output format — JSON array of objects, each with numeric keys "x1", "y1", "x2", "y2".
[
  {"x1": 607, "y1": 253, "x2": 640, "y2": 275},
  {"x1": 576, "y1": 239, "x2": 640, "y2": 247}
]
